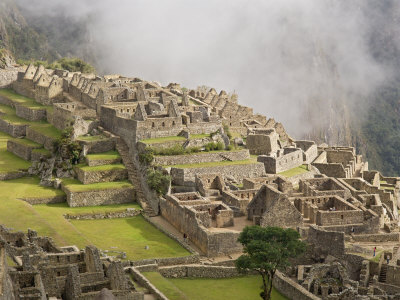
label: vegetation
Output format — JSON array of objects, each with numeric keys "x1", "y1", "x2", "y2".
[
  {"x1": 17, "y1": 57, "x2": 95, "y2": 73},
  {"x1": 141, "y1": 136, "x2": 186, "y2": 144},
  {"x1": 0, "y1": 176, "x2": 188, "y2": 259},
  {"x1": 279, "y1": 165, "x2": 308, "y2": 177},
  {"x1": 139, "y1": 148, "x2": 154, "y2": 165},
  {"x1": 147, "y1": 169, "x2": 171, "y2": 196},
  {"x1": 70, "y1": 216, "x2": 190, "y2": 259},
  {"x1": 236, "y1": 226, "x2": 306, "y2": 300},
  {"x1": 61, "y1": 178, "x2": 132, "y2": 192},
  {"x1": 76, "y1": 163, "x2": 126, "y2": 172},
  {"x1": 167, "y1": 156, "x2": 258, "y2": 169},
  {"x1": 0, "y1": 131, "x2": 31, "y2": 173},
  {"x1": 204, "y1": 141, "x2": 224, "y2": 152},
  {"x1": 142, "y1": 272, "x2": 287, "y2": 300},
  {"x1": 10, "y1": 137, "x2": 41, "y2": 148},
  {"x1": 53, "y1": 127, "x2": 81, "y2": 164},
  {"x1": 86, "y1": 151, "x2": 121, "y2": 161}
]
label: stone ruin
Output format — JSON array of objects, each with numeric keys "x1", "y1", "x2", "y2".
[
  {"x1": 0, "y1": 226, "x2": 141, "y2": 300},
  {"x1": 2, "y1": 63, "x2": 400, "y2": 299}
]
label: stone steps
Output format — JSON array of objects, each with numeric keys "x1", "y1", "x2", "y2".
[
  {"x1": 116, "y1": 138, "x2": 156, "y2": 216},
  {"x1": 379, "y1": 264, "x2": 387, "y2": 283}
]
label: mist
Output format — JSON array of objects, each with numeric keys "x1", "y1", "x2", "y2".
[{"x1": 16, "y1": 0, "x2": 395, "y2": 138}]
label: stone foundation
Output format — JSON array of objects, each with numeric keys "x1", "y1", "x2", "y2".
[
  {"x1": 21, "y1": 195, "x2": 66, "y2": 205},
  {"x1": 86, "y1": 157, "x2": 122, "y2": 167}
]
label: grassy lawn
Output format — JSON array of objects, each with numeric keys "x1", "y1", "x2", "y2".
[
  {"x1": 168, "y1": 156, "x2": 258, "y2": 169},
  {"x1": 142, "y1": 136, "x2": 186, "y2": 144},
  {"x1": 86, "y1": 151, "x2": 120, "y2": 161},
  {"x1": 0, "y1": 88, "x2": 49, "y2": 110},
  {"x1": 279, "y1": 165, "x2": 309, "y2": 177},
  {"x1": 71, "y1": 216, "x2": 190, "y2": 260},
  {"x1": 29, "y1": 123, "x2": 62, "y2": 139},
  {"x1": 62, "y1": 178, "x2": 132, "y2": 192},
  {"x1": 0, "y1": 177, "x2": 188, "y2": 260},
  {"x1": 76, "y1": 135, "x2": 107, "y2": 142},
  {"x1": 32, "y1": 148, "x2": 51, "y2": 156},
  {"x1": 76, "y1": 163, "x2": 126, "y2": 172},
  {"x1": 0, "y1": 132, "x2": 31, "y2": 173},
  {"x1": 142, "y1": 272, "x2": 287, "y2": 300},
  {"x1": 9, "y1": 137, "x2": 42, "y2": 148}
]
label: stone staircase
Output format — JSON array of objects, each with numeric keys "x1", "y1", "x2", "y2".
[
  {"x1": 115, "y1": 138, "x2": 156, "y2": 216},
  {"x1": 379, "y1": 264, "x2": 388, "y2": 283}
]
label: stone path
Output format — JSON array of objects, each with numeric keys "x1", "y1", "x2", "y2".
[{"x1": 116, "y1": 138, "x2": 156, "y2": 216}]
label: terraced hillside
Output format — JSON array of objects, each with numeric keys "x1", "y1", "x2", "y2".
[{"x1": 0, "y1": 88, "x2": 190, "y2": 261}]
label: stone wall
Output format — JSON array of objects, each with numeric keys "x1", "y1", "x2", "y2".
[
  {"x1": 128, "y1": 268, "x2": 168, "y2": 300},
  {"x1": 273, "y1": 271, "x2": 321, "y2": 300},
  {"x1": 153, "y1": 149, "x2": 250, "y2": 166},
  {"x1": 26, "y1": 127, "x2": 55, "y2": 151},
  {"x1": 7, "y1": 139, "x2": 41, "y2": 161},
  {"x1": 351, "y1": 233, "x2": 400, "y2": 243},
  {"x1": 257, "y1": 148, "x2": 303, "y2": 174},
  {"x1": 80, "y1": 138, "x2": 116, "y2": 155},
  {"x1": 159, "y1": 265, "x2": 240, "y2": 278},
  {"x1": 0, "y1": 246, "x2": 17, "y2": 300},
  {"x1": 313, "y1": 163, "x2": 346, "y2": 178},
  {"x1": 74, "y1": 166, "x2": 127, "y2": 185},
  {"x1": 170, "y1": 162, "x2": 266, "y2": 186},
  {"x1": 15, "y1": 105, "x2": 46, "y2": 122},
  {"x1": 64, "y1": 208, "x2": 141, "y2": 220},
  {"x1": 0, "y1": 69, "x2": 18, "y2": 88},
  {"x1": 63, "y1": 186, "x2": 135, "y2": 207},
  {"x1": 0, "y1": 118, "x2": 27, "y2": 137},
  {"x1": 307, "y1": 225, "x2": 345, "y2": 258}
]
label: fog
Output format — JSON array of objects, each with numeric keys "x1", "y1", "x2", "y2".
[{"x1": 16, "y1": 0, "x2": 395, "y2": 138}]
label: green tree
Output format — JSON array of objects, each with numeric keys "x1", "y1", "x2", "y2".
[
  {"x1": 236, "y1": 226, "x2": 306, "y2": 300},
  {"x1": 146, "y1": 169, "x2": 171, "y2": 196}
]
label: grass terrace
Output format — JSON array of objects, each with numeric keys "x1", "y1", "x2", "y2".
[
  {"x1": 32, "y1": 148, "x2": 51, "y2": 156},
  {"x1": 142, "y1": 272, "x2": 287, "y2": 300},
  {"x1": 62, "y1": 178, "x2": 132, "y2": 192},
  {"x1": 279, "y1": 165, "x2": 309, "y2": 177},
  {"x1": 76, "y1": 135, "x2": 108, "y2": 142},
  {"x1": 86, "y1": 150, "x2": 120, "y2": 161},
  {"x1": 0, "y1": 88, "x2": 51, "y2": 111},
  {"x1": 29, "y1": 123, "x2": 62, "y2": 139},
  {"x1": 75, "y1": 163, "x2": 126, "y2": 172},
  {"x1": 167, "y1": 156, "x2": 258, "y2": 169},
  {"x1": 142, "y1": 134, "x2": 210, "y2": 145},
  {"x1": 9, "y1": 137, "x2": 42, "y2": 148},
  {"x1": 0, "y1": 177, "x2": 189, "y2": 260},
  {"x1": 0, "y1": 132, "x2": 31, "y2": 173}
]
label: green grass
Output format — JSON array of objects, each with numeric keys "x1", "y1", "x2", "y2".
[
  {"x1": 370, "y1": 251, "x2": 384, "y2": 262},
  {"x1": 279, "y1": 165, "x2": 309, "y2": 177},
  {"x1": 29, "y1": 123, "x2": 61, "y2": 139},
  {"x1": 9, "y1": 137, "x2": 42, "y2": 148},
  {"x1": 0, "y1": 132, "x2": 31, "y2": 173},
  {"x1": 86, "y1": 151, "x2": 120, "y2": 161},
  {"x1": 32, "y1": 148, "x2": 51, "y2": 156},
  {"x1": 189, "y1": 99, "x2": 203, "y2": 106},
  {"x1": 190, "y1": 134, "x2": 211, "y2": 139},
  {"x1": 62, "y1": 178, "x2": 132, "y2": 192},
  {"x1": 168, "y1": 156, "x2": 258, "y2": 169},
  {"x1": 0, "y1": 177, "x2": 188, "y2": 260},
  {"x1": 142, "y1": 272, "x2": 287, "y2": 300},
  {"x1": 0, "y1": 88, "x2": 49, "y2": 110},
  {"x1": 76, "y1": 163, "x2": 126, "y2": 172},
  {"x1": 71, "y1": 216, "x2": 190, "y2": 260},
  {"x1": 142, "y1": 136, "x2": 187, "y2": 144},
  {"x1": 76, "y1": 135, "x2": 107, "y2": 142}
]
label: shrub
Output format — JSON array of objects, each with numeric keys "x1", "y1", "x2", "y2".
[
  {"x1": 224, "y1": 125, "x2": 233, "y2": 139},
  {"x1": 53, "y1": 127, "x2": 82, "y2": 164},
  {"x1": 139, "y1": 148, "x2": 154, "y2": 165},
  {"x1": 151, "y1": 145, "x2": 202, "y2": 156},
  {"x1": 204, "y1": 141, "x2": 225, "y2": 152},
  {"x1": 147, "y1": 169, "x2": 171, "y2": 196},
  {"x1": 226, "y1": 144, "x2": 234, "y2": 151}
]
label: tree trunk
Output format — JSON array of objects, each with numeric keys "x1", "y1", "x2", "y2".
[
  {"x1": 261, "y1": 273, "x2": 268, "y2": 300},
  {"x1": 266, "y1": 271, "x2": 275, "y2": 300}
]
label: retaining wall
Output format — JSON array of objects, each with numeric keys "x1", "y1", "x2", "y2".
[
  {"x1": 75, "y1": 166, "x2": 128, "y2": 185},
  {"x1": 7, "y1": 139, "x2": 41, "y2": 160},
  {"x1": 15, "y1": 105, "x2": 46, "y2": 121},
  {"x1": 153, "y1": 149, "x2": 250, "y2": 166}
]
